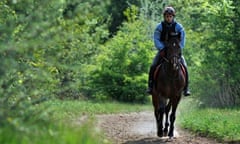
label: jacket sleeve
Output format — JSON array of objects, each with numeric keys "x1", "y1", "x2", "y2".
[
  {"x1": 176, "y1": 23, "x2": 185, "y2": 49},
  {"x1": 153, "y1": 23, "x2": 165, "y2": 51}
]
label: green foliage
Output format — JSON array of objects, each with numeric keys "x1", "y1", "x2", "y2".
[
  {"x1": 91, "y1": 6, "x2": 154, "y2": 103},
  {"x1": 43, "y1": 100, "x2": 151, "y2": 120},
  {"x1": 0, "y1": 0, "x2": 110, "y2": 131},
  {"x1": 0, "y1": 0, "x2": 63, "y2": 130},
  {"x1": 179, "y1": 99, "x2": 240, "y2": 142},
  {"x1": 0, "y1": 100, "x2": 151, "y2": 144},
  {"x1": 169, "y1": 0, "x2": 240, "y2": 107},
  {"x1": 1, "y1": 0, "x2": 240, "y2": 142},
  {"x1": 107, "y1": 0, "x2": 141, "y2": 34},
  {"x1": 0, "y1": 119, "x2": 106, "y2": 144},
  {"x1": 197, "y1": 0, "x2": 240, "y2": 107},
  {"x1": 1, "y1": 0, "x2": 156, "y2": 134}
]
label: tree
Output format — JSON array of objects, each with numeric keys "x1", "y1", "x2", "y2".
[
  {"x1": 91, "y1": 6, "x2": 154, "y2": 103},
  {"x1": 0, "y1": 0, "x2": 110, "y2": 129},
  {"x1": 169, "y1": 0, "x2": 240, "y2": 107}
]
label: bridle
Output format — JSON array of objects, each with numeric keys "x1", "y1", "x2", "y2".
[
  {"x1": 164, "y1": 40, "x2": 181, "y2": 71},
  {"x1": 163, "y1": 55, "x2": 180, "y2": 71}
]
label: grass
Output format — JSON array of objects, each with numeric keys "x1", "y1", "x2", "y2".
[
  {"x1": 42, "y1": 100, "x2": 152, "y2": 121},
  {"x1": 3, "y1": 97, "x2": 240, "y2": 143},
  {"x1": 178, "y1": 98, "x2": 240, "y2": 143},
  {"x1": 0, "y1": 99, "x2": 152, "y2": 144},
  {"x1": 0, "y1": 122, "x2": 103, "y2": 144}
]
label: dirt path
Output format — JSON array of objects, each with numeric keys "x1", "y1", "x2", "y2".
[{"x1": 97, "y1": 111, "x2": 223, "y2": 144}]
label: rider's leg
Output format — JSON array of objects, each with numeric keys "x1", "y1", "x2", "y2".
[
  {"x1": 147, "y1": 65, "x2": 155, "y2": 94},
  {"x1": 181, "y1": 56, "x2": 191, "y2": 96},
  {"x1": 147, "y1": 51, "x2": 161, "y2": 94}
]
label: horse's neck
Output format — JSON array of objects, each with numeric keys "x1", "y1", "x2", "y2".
[
  {"x1": 163, "y1": 61, "x2": 179, "y2": 77},
  {"x1": 162, "y1": 61, "x2": 173, "y2": 74}
]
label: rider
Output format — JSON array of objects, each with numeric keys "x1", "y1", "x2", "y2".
[{"x1": 146, "y1": 6, "x2": 191, "y2": 96}]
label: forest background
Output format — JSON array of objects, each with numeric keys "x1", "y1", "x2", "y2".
[{"x1": 0, "y1": 0, "x2": 239, "y2": 143}]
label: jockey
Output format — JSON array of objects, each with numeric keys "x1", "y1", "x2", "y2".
[{"x1": 146, "y1": 6, "x2": 191, "y2": 96}]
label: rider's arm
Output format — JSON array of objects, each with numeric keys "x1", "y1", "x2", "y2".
[
  {"x1": 176, "y1": 23, "x2": 185, "y2": 49},
  {"x1": 153, "y1": 23, "x2": 165, "y2": 51}
]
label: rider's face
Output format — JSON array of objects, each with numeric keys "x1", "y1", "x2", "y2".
[{"x1": 164, "y1": 14, "x2": 174, "y2": 23}]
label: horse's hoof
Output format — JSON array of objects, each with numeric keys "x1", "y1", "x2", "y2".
[
  {"x1": 157, "y1": 133, "x2": 163, "y2": 137},
  {"x1": 166, "y1": 136, "x2": 174, "y2": 142},
  {"x1": 168, "y1": 132, "x2": 174, "y2": 138},
  {"x1": 157, "y1": 131, "x2": 163, "y2": 137},
  {"x1": 163, "y1": 131, "x2": 168, "y2": 137}
]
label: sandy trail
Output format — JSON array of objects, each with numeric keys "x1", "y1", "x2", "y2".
[{"x1": 97, "y1": 111, "x2": 222, "y2": 144}]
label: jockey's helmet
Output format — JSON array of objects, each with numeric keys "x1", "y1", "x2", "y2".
[{"x1": 163, "y1": 6, "x2": 175, "y2": 16}]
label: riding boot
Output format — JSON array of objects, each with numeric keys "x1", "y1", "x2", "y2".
[
  {"x1": 181, "y1": 56, "x2": 191, "y2": 96},
  {"x1": 146, "y1": 65, "x2": 155, "y2": 95},
  {"x1": 183, "y1": 69, "x2": 191, "y2": 96}
]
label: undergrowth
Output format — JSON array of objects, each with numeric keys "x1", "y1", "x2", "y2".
[{"x1": 178, "y1": 98, "x2": 240, "y2": 143}]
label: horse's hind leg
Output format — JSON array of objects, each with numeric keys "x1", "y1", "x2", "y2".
[{"x1": 163, "y1": 100, "x2": 171, "y2": 136}]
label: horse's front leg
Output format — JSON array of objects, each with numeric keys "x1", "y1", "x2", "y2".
[
  {"x1": 163, "y1": 100, "x2": 171, "y2": 136},
  {"x1": 156, "y1": 106, "x2": 164, "y2": 137},
  {"x1": 153, "y1": 109, "x2": 161, "y2": 137},
  {"x1": 168, "y1": 97, "x2": 180, "y2": 138},
  {"x1": 152, "y1": 93, "x2": 163, "y2": 137},
  {"x1": 156, "y1": 97, "x2": 167, "y2": 137},
  {"x1": 153, "y1": 102, "x2": 164, "y2": 137}
]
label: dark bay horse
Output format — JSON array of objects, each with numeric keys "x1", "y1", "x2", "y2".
[{"x1": 152, "y1": 37, "x2": 186, "y2": 138}]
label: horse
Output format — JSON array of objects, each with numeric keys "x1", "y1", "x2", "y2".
[{"x1": 152, "y1": 37, "x2": 186, "y2": 138}]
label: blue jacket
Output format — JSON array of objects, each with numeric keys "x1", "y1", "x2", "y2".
[{"x1": 153, "y1": 21, "x2": 185, "y2": 51}]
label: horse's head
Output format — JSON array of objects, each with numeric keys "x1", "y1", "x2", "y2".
[{"x1": 165, "y1": 37, "x2": 181, "y2": 71}]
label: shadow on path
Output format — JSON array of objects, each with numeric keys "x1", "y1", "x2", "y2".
[{"x1": 123, "y1": 137, "x2": 177, "y2": 144}]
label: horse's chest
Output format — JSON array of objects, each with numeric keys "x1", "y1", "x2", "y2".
[{"x1": 159, "y1": 79, "x2": 182, "y2": 95}]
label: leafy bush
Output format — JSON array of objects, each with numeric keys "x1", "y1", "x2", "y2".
[
  {"x1": 0, "y1": 0, "x2": 62, "y2": 128},
  {"x1": 170, "y1": 0, "x2": 240, "y2": 107},
  {"x1": 0, "y1": 0, "x2": 110, "y2": 129},
  {"x1": 91, "y1": 6, "x2": 154, "y2": 103}
]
